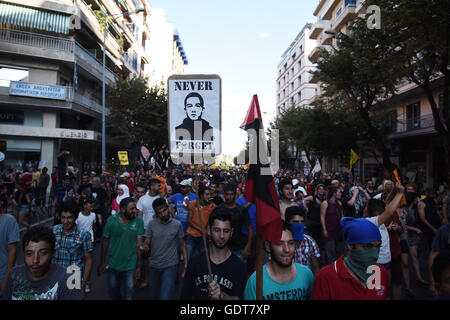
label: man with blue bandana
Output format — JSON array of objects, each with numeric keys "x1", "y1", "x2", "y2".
[{"x1": 311, "y1": 217, "x2": 389, "y2": 300}]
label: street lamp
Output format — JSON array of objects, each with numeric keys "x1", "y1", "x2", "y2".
[{"x1": 102, "y1": 7, "x2": 145, "y2": 172}]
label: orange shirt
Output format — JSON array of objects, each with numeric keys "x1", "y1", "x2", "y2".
[{"x1": 187, "y1": 200, "x2": 216, "y2": 237}]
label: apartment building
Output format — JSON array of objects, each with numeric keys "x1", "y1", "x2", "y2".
[
  {"x1": 144, "y1": 8, "x2": 187, "y2": 88},
  {"x1": 0, "y1": 0, "x2": 186, "y2": 176},
  {"x1": 276, "y1": 23, "x2": 318, "y2": 117},
  {"x1": 275, "y1": 23, "x2": 319, "y2": 169}
]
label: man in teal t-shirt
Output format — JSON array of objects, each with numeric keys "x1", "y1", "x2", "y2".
[
  {"x1": 244, "y1": 221, "x2": 315, "y2": 300},
  {"x1": 98, "y1": 197, "x2": 144, "y2": 300}
]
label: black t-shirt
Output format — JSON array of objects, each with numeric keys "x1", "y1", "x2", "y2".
[
  {"x1": 77, "y1": 183, "x2": 92, "y2": 196},
  {"x1": 91, "y1": 186, "x2": 108, "y2": 213},
  {"x1": 210, "y1": 195, "x2": 224, "y2": 206},
  {"x1": 14, "y1": 189, "x2": 29, "y2": 206},
  {"x1": 216, "y1": 203, "x2": 251, "y2": 251},
  {"x1": 342, "y1": 191, "x2": 357, "y2": 218},
  {"x1": 182, "y1": 251, "x2": 247, "y2": 300}
]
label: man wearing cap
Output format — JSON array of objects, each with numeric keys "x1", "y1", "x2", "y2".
[
  {"x1": 169, "y1": 179, "x2": 197, "y2": 234},
  {"x1": 294, "y1": 186, "x2": 307, "y2": 209},
  {"x1": 311, "y1": 217, "x2": 389, "y2": 300},
  {"x1": 120, "y1": 172, "x2": 134, "y2": 195}
]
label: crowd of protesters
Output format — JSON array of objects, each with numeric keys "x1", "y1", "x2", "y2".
[{"x1": 0, "y1": 161, "x2": 449, "y2": 300}]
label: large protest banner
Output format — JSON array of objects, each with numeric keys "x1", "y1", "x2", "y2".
[{"x1": 168, "y1": 74, "x2": 221, "y2": 161}]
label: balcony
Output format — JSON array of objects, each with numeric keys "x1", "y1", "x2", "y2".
[
  {"x1": 310, "y1": 20, "x2": 325, "y2": 40},
  {"x1": 332, "y1": 0, "x2": 357, "y2": 31},
  {"x1": 323, "y1": 0, "x2": 341, "y2": 20},
  {"x1": 320, "y1": 32, "x2": 334, "y2": 46},
  {"x1": 308, "y1": 45, "x2": 332, "y2": 62},
  {"x1": 387, "y1": 114, "x2": 436, "y2": 139},
  {"x1": 68, "y1": 88, "x2": 111, "y2": 117},
  {"x1": 121, "y1": 52, "x2": 138, "y2": 74},
  {"x1": 0, "y1": 28, "x2": 117, "y2": 85},
  {"x1": 0, "y1": 79, "x2": 110, "y2": 117}
]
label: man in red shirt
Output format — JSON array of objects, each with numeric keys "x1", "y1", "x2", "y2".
[{"x1": 311, "y1": 217, "x2": 389, "y2": 300}]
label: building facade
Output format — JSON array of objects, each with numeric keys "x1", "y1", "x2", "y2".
[
  {"x1": 0, "y1": 0, "x2": 186, "y2": 179},
  {"x1": 276, "y1": 22, "x2": 318, "y2": 117},
  {"x1": 305, "y1": 0, "x2": 443, "y2": 187}
]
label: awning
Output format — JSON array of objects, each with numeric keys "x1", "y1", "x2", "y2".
[{"x1": 0, "y1": 2, "x2": 70, "y2": 34}]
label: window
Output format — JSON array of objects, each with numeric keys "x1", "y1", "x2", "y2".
[
  {"x1": 406, "y1": 102, "x2": 420, "y2": 130},
  {"x1": 292, "y1": 52, "x2": 297, "y2": 60},
  {"x1": 0, "y1": 66, "x2": 28, "y2": 87},
  {"x1": 387, "y1": 109, "x2": 397, "y2": 133}
]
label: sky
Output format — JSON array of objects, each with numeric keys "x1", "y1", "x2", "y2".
[{"x1": 150, "y1": 0, "x2": 318, "y2": 157}]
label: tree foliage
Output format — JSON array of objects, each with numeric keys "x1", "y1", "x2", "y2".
[
  {"x1": 272, "y1": 101, "x2": 363, "y2": 168},
  {"x1": 107, "y1": 77, "x2": 169, "y2": 169}
]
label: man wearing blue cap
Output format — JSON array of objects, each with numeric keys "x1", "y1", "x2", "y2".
[{"x1": 311, "y1": 217, "x2": 389, "y2": 299}]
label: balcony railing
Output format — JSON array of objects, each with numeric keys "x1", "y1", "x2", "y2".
[
  {"x1": 0, "y1": 78, "x2": 109, "y2": 116},
  {"x1": 67, "y1": 88, "x2": 111, "y2": 116},
  {"x1": 74, "y1": 43, "x2": 117, "y2": 82},
  {"x1": 390, "y1": 114, "x2": 435, "y2": 136},
  {"x1": 0, "y1": 28, "x2": 117, "y2": 83},
  {"x1": 0, "y1": 28, "x2": 74, "y2": 52}
]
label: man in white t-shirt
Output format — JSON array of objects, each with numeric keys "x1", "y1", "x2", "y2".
[
  {"x1": 365, "y1": 183, "x2": 404, "y2": 267},
  {"x1": 136, "y1": 178, "x2": 161, "y2": 289},
  {"x1": 76, "y1": 198, "x2": 96, "y2": 244}
]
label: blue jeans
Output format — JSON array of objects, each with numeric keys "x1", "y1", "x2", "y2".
[
  {"x1": 148, "y1": 265, "x2": 178, "y2": 300},
  {"x1": 186, "y1": 235, "x2": 205, "y2": 261},
  {"x1": 108, "y1": 268, "x2": 136, "y2": 300}
]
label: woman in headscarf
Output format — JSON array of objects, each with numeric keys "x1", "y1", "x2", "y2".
[{"x1": 111, "y1": 184, "x2": 129, "y2": 215}]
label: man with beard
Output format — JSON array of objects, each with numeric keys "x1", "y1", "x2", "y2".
[
  {"x1": 278, "y1": 179, "x2": 297, "y2": 220},
  {"x1": 2, "y1": 226, "x2": 82, "y2": 300},
  {"x1": 216, "y1": 184, "x2": 253, "y2": 260},
  {"x1": 140, "y1": 198, "x2": 187, "y2": 300},
  {"x1": 244, "y1": 221, "x2": 315, "y2": 300},
  {"x1": 98, "y1": 197, "x2": 144, "y2": 300},
  {"x1": 182, "y1": 207, "x2": 247, "y2": 300}
]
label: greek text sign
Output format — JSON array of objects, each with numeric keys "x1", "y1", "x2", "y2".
[{"x1": 9, "y1": 81, "x2": 67, "y2": 100}]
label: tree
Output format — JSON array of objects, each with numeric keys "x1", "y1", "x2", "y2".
[
  {"x1": 107, "y1": 77, "x2": 170, "y2": 170},
  {"x1": 312, "y1": 8, "x2": 406, "y2": 173},
  {"x1": 364, "y1": 0, "x2": 450, "y2": 184},
  {"x1": 272, "y1": 101, "x2": 363, "y2": 170}
]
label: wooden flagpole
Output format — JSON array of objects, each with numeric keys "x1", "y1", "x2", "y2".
[
  {"x1": 194, "y1": 164, "x2": 213, "y2": 281},
  {"x1": 256, "y1": 233, "x2": 263, "y2": 300}
]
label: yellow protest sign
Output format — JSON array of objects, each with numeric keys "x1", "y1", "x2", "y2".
[
  {"x1": 350, "y1": 149, "x2": 359, "y2": 169},
  {"x1": 118, "y1": 151, "x2": 129, "y2": 166}
]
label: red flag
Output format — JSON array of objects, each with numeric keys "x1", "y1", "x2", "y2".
[{"x1": 241, "y1": 94, "x2": 282, "y2": 244}]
